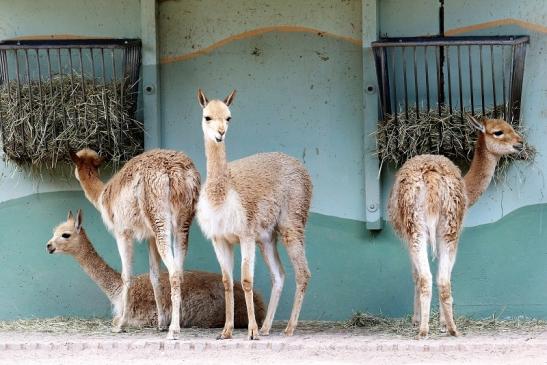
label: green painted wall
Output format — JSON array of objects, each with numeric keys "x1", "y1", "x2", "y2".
[
  {"x1": 1, "y1": 0, "x2": 547, "y2": 321},
  {"x1": 2, "y1": 191, "x2": 547, "y2": 320}
]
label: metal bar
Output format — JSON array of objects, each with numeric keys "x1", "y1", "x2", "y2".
[
  {"x1": 0, "y1": 38, "x2": 142, "y2": 49},
  {"x1": 68, "y1": 48, "x2": 74, "y2": 90},
  {"x1": 468, "y1": 45, "x2": 474, "y2": 115},
  {"x1": 435, "y1": 46, "x2": 441, "y2": 116},
  {"x1": 446, "y1": 46, "x2": 453, "y2": 115},
  {"x1": 501, "y1": 47, "x2": 507, "y2": 120},
  {"x1": 392, "y1": 47, "x2": 397, "y2": 119},
  {"x1": 371, "y1": 35, "x2": 530, "y2": 48},
  {"x1": 100, "y1": 48, "x2": 111, "y2": 148},
  {"x1": 361, "y1": 0, "x2": 382, "y2": 230},
  {"x1": 457, "y1": 45, "x2": 463, "y2": 120},
  {"x1": 424, "y1": 46, "x2": 430, "y2": 113},
  {"x1": 479, "y1": 45, "x2": 485, "y2": 115},
  {"x1": 507, "y1": 45, "x2": 515, "y2": 123},
  {"x1": 402, "y1": 47, "x2": 408, "y2": 119},
  {"x1": 46, "y1": 49, "x2": 56, "y2": 153},
  {"x1": 14, "y1": 50, "x2": 24, "y2": 152},
  {"x1": 57, "y1": 48, "x2": 67, "y2": 129},
  {"x1": 413, "y1": 46, "x2": 419, "y2": 118},
  {"x1": 35, "y1": 49, "x2": 44, "y2": 128},
  {"x1": 78, "y1": 48, "x2": 85, "y2": 100},
  {"x1": 490, "y1": 45, "x2": 497, "y2": 117},
  {"x1": 510, "y1": 43, "x2": 527, "y2": 124},
  {"x1": 90, "y1": 48, "x2": 99, "y2": 129}
]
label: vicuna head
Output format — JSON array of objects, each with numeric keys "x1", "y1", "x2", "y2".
[
  {"x1": 198, "y1": 89, "x2": 236, "y2": 143},
  {"x1": 69, "y1": 148, "x2": 104, "y2": 182},
  {"x1": 467, "y1": 115, "x2": 524, "y2": 156},
  {"x1": 47, "y1": 209, "x2": 86, "y2": 256}
]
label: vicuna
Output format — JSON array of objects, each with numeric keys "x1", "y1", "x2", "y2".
[
  {"x1": 46, "y1": 210, "x2": 265, "y2": 328},
  {"x1": 388, "y1": 116, "x2": 524, "y2": 338},
  {"x1": 196, "y1": 89, "x2": 313, "y2": 340},
  {"x1": 70, "y1": 149, "x2": 200, "y2": 339}
]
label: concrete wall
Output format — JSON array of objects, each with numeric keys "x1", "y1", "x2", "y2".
[{"x1": 1, "y1": 0, "x2": 547, "y2": 321}]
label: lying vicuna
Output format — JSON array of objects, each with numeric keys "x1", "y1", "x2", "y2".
[
  {"x1": 388, "y1": 116, "x2": 524, "y2": 338},
  {"x1": 196, "y1": 89, "x2": 312, "y2": 340},
  {"x1": 46, "y1": 210, "x2": 265, "y2": 328},
  {"x1": 70, "y1": 149, "x2": 200, "y2": 339}
]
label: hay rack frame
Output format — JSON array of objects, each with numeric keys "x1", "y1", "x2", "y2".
[
  {"x1": 0, "y1": 38, "x2": 142, "y2": 163},
  {"x1": 372, "y1": 35, "x2": 529, "y2": 124}
]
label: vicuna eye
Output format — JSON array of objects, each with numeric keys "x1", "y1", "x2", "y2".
[
  {"x1": 493, "y1": 130, "x2": 504, "y2": 136},
  {"x1": 205, "y1": 116, "x2": 212, "y2": 121},
  {"x1": 62, "y1": 233, "x2": 71, "y2": 239},
  {"x1": 226, "y1": 117, "x2": 231, "y2": 122}
]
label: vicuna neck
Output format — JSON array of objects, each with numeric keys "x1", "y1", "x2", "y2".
[
  {"x1": 73, "y1": 231, "x2": 122, "y2": 301},
  {"x1": 463, "y1": 135, "x2": 499, "y2": 206},
  {"x1": 204, "y1": 137, "x2": 230, "y2": 205},
  {"x1": 77, "y1": 166, "x2": 104, "y2": 207}
]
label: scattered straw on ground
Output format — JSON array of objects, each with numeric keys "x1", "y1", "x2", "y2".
[
  {"x1": 344, "y1": 311, "x2": 547, "y2": 337},
  {"x1": 376, "y1": 106, "x2": 536, "y2": 179},
  {"x1": 0, "y1": 74, "x2": 144, "y2": 170},
  {"x1": 1, "y1": 314, "x2": 546, "y2": 338}
]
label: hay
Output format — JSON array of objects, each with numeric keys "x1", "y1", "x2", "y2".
[
  {"x1": 376, "y1": 106, "x2": 535, "y2": 178},
  {"x1": 0, "y1": 74, "x2": 144, "y2": 169},
  {"x1": 345, "y1": 311, "x2": 547, "y2": 336}
]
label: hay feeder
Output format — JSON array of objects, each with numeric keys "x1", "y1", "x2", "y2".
[
  {"x1": 0, "y1": 38, "x2": 143, "y2": 169},
  {"x1": 371, "y1": 36, "x2": 533, "y2": 170}
]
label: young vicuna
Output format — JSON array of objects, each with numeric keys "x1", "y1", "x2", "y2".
[
  {"x1": 70, "y1": 149, "x2": 200, "y2": 339},
  {"x1": 196, "y1": 89, "x2": 312, "y2": 340},
  {"x1": 388, "y1": 116, "x2": 524, "y2": 338},
  {"x1": 46, "y1": 210, "x2": 265, "y2": 328}
]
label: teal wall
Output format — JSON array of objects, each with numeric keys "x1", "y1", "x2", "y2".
[{"x1": 1, "y1": 0, "x2": 547, "y2": 321}]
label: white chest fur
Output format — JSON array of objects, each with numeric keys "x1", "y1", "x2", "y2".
[{"x1": 196, "y1": 188, "x2": 247, "y2": 240}]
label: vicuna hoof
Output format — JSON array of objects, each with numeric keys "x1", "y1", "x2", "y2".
[
  {"x1": 111, "y1": 326, "x2": 125, "y2": 333},
  {"x1": 166, "y1": 329, "x2": 180, "y2": 340},
  {"x1": 283, "y1": 326, "x2": 295, "y2": 337},
  {"x1": 216, "y1": 328, "x2": 233, "y2": 340},
  {"x1": 448, "y1": 328, "x2": 460, "y2": 337},
  {"x1": 415, "y1": 330, "x2": 429, "y2": 340},
  {"x1": 259, "y1": 328, "x2": 271, "y2": 336},
  {"x1": 439, "y1": 323, "x2": 447, "y2": 333},
  {"x1": 248, "y1": 325, "x2": 260, "y2": 340}
]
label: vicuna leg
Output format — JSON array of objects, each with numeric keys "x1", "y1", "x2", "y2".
[
  {"x1": 154, "y1": 224, "x2": 181, "y2": 340},
  {"x1": 240, "y1": 238, "x2": 259, "y2": 340},
  {"x1": 409, "y1": 235, "x2": 432, "y2": 339},
  {"x1": 257, "y1": 236, "x2": 285, "y2": 336},
  {"x1": 148, "y1": 238, "x2": 167, "y2": 331},
  {"x1": 437, "y1": 237, "x2": 459, "y2": 336},
  {"x1": 170, "y1": 222, "x2": 190, "y2": 334},
  {"x1": 411, "y1": 266, "x2": 420, "y2": 327},
  {"x1": 281, "y1": 229, "x2": 311, "y2": 337},
  {"x1": 212, "y1": 238, "x2": 234, "y2": 340},
  {"x1": 112, "y1": 233, "x2": 133, "y2": 333}
]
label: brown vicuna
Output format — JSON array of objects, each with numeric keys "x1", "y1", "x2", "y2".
[
  {"x1": 196, "y1": 89, "x2": 313, "y2": 340},
  {"x1": 388, "y1": 116, "x2": 524, "y2": 338},
  {"x1": 70, "y1": 149, "x2": 200, "y2": 339},
  {"x1": 46, "y1": 210, "x2": 265, "y2": 328}
]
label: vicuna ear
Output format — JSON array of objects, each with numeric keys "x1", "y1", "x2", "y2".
[
  {"x1": 69, "y1": 150, "x2": 79, "y2": 164},
  {"x1": 75, "y1": 209, "x2": 83, "y2": 233},
  {"x1": 67, "y1": 210, "x2": 74, "y2": 221},
  {"x1": 224, "y1": 89, "x2": 236, "y2": 107},
  {"x1": 198, "y1": 89, "x2": 209, "y2": 108},
  {"x1": 93, "y1": 155, "x2": 105, "y2": 168},
  {"x1": 467, "y1": 114, "x2": 485, "y2": 133}
]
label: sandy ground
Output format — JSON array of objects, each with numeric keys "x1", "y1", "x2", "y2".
[{"x1": 1, "y1": 321, "x2": 547, "y2": 365}]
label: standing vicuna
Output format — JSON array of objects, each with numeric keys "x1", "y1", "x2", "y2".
[
  {"x1": 46, "y1": 210, "x2": 265, "y2": 328},
  {"x1": 196, "y1": 89, "x2": 313, "y2": 340},
  {"x1": 388, "y1": 116, "x2": 524, "y2": 338},
  {"x1": 70, "y1": 149, "x2": 200, "y2": 339}
]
